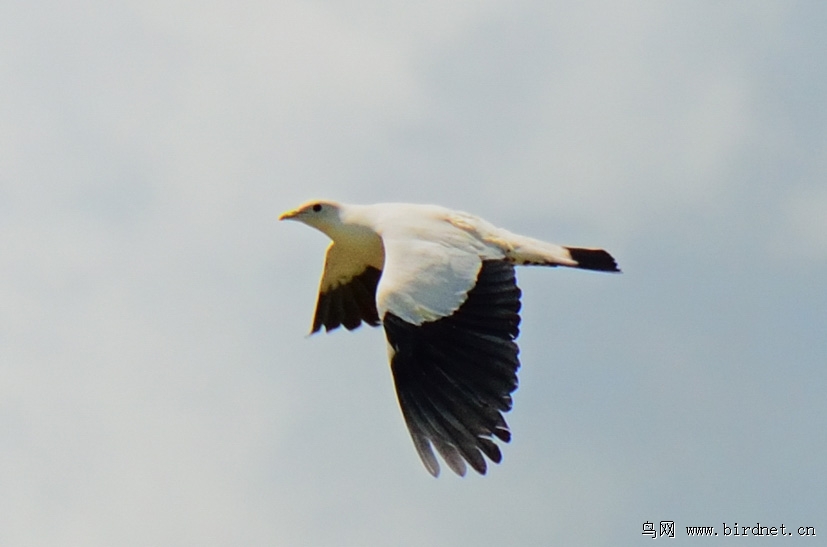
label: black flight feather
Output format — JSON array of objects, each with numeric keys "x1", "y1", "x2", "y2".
[
  {"x1": 312, "y1": 266, "x2": 382, "y2": 333},
  {"x1": 384, "y1": 260, "x2": 522, "y2": 477}
]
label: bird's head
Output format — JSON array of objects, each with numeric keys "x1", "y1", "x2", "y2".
[{"x1": 279, "y1": 200, "x2": 344, "y2": 238}]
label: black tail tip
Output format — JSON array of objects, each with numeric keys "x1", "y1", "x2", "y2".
[{"x1": 566, "y1": 247, "x2": 621, "y2": 272}]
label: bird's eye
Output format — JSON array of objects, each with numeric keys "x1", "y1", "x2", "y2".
[{"x1": 312, "y1": 203, "x2": 322, "y2": 212}]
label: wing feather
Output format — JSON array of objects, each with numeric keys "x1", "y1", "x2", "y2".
[
  {"x1": 311, "y1": 241, "x2": 383, "y2": 334},
  {"x1": 375, "y1": 236, "x2": 490, "y2": 325},
  {"x1": 384, "y1": 260, "x2": 521, "y2": 477}
]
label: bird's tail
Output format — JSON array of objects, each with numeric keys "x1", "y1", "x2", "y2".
[
  {"x1": 563, "y1": 247, "x2": 620, "y2": 272},
  {"x1": 498, "y1": 231, "x2": 620, "y2": 272}
]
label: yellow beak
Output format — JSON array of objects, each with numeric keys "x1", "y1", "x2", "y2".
[{"x1": 278, "y1": 208, "x2": 301, "y2": 221}]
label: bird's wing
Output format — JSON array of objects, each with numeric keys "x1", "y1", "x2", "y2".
[
  {"x1": 311, "y1": 241, "x2": 382, "y2": 333},
  {"x1": 377, "y1": 234, "x2": 521, "y2": 477},
  {"x1": 374, "y1": 220, "x2": 497, "y2": 324}
]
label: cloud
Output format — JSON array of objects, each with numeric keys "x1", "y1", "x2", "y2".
[{"x1": 779, "y1": 179, "x2": 827, "y2": 260}]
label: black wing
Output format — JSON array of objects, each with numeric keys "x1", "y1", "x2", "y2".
[
  {"x1": 383, "y1": 260, "x2": 521, "y2": 477},
  {"x1": 312, "y1": 266, "x2": 382, "y2": 333}
]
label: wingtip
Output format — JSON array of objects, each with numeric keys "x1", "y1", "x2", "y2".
[{"x1": 308, "y1": 321, "x2": 322, "y2": 336}]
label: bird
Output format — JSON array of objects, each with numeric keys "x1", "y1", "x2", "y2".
[{"x1": 279, "y1": 200, "x2": 620, "y2": 477}]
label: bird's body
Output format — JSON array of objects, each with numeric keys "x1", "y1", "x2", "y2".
[{"x1": 280, "y1": 200, "x2": 619, "y2": 477}]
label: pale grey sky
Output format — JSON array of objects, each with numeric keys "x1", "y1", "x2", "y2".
[{"x1": 1, "y1": 1, "x2": 825, "y2": 545}]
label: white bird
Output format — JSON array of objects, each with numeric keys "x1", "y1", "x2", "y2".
[{"x1": 280, "y1": 200, "x2": 619, "y2": 477}]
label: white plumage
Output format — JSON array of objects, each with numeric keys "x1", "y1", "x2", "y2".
[{"x1": 280, "y1": 200, "x2": 619, "y2": 476}]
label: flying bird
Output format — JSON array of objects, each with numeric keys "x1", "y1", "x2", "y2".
[{"x1": 279, "y1": 200, "x2": 619, "y2": 477}]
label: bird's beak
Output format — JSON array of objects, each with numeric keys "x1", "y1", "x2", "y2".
[{"x1": 279, "y1": 208, "x2": 301, "y2": 221}]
